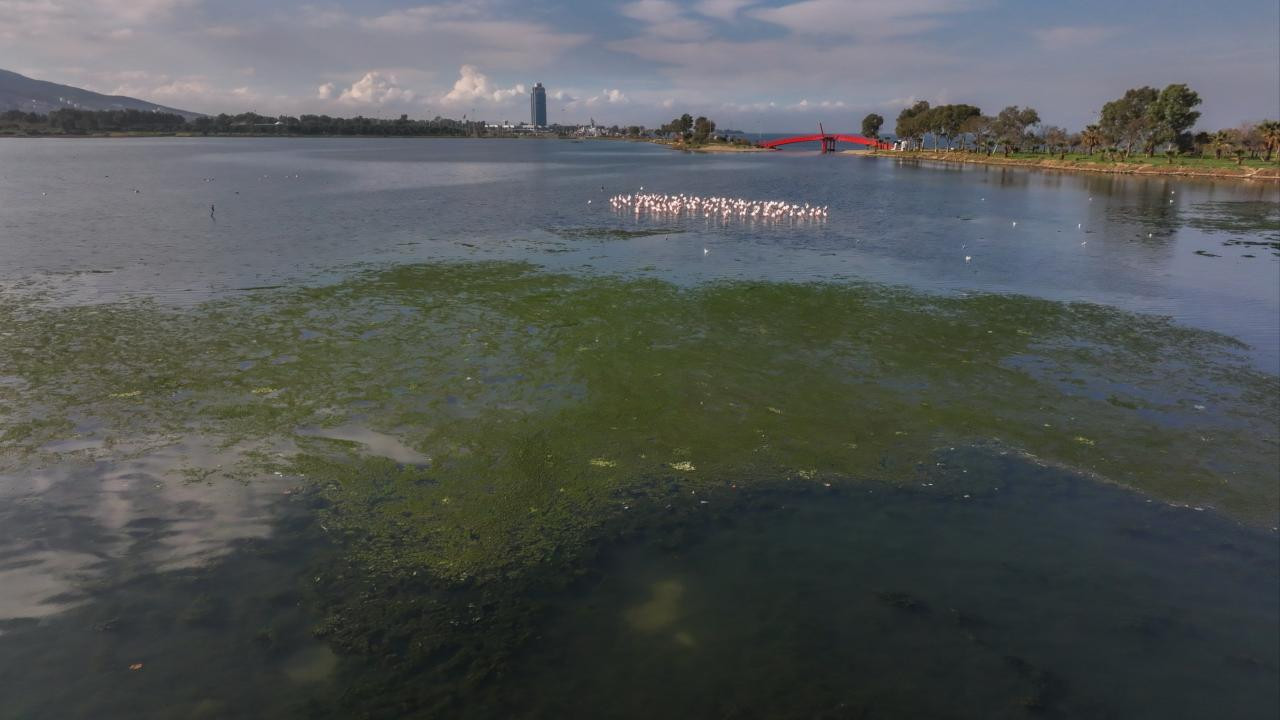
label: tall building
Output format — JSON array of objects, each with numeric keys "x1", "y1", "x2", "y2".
[{"x1": 530, "y1": 82, "x2": 547, "y2": 127}]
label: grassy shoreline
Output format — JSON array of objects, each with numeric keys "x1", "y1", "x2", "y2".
[{"x1": 862, "y1": 149, "x2": 1280, "y2": 181}]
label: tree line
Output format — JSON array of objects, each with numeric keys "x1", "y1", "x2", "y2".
[
  {"x1": 861, "y1": 84, "x2": 1280, "y2": 162},
  {"x1": 0, "y1": 109, "x2": 489, "y2": 137},
  {"x1": 658, "y1": 113, "x2": 734, "y2": 144}
]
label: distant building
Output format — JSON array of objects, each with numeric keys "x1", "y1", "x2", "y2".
[{"x1": 530, "y1": 83, "x2": 547, "y2": 127}]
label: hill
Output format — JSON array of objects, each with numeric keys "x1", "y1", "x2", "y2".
[{"x1": 0, "y1": 68, "x2": 202, "y2": 120}]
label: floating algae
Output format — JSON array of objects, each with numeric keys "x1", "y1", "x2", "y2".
[
  {"x1": 2, "y1": 261, "x2": 1277, "y2": 713},
  {"x1": 2, "y1": 262, "x2": 1276, "y2": 561}
]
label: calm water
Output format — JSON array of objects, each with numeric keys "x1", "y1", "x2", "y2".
[{"x1": 0, "y1": 138, "x2": 1277, "y2": 719}]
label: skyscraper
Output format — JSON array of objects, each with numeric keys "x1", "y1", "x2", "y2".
[{"x1": 530, "y1": 82, "x2": 547, "y2": 127}]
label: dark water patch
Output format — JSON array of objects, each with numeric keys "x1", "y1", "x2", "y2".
[
  {"x1": 1186, "y1": 200, "x2": 1280, "y2": 245},
  {"x1": 549, "y1": 226, "x2": 684, "y2": 240},
  {"x1": 299, "y1": 448, "x2": 1278, "y2": 720}
]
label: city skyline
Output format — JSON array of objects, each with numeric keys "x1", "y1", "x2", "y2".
[{"x1": 1, "y1": 1, "x2": 1276, "y2": 132}]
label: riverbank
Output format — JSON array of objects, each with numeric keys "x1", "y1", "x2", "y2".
[{"x1": 861, "y1": 149, "x2": 1280, "y2": 181}]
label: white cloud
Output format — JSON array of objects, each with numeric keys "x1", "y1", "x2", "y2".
[
  {"x1": 693, "y1": 0, "x2": 755, "y2": 21},
  {"x1": 619, "y1": 0, "x2": 712, "y2": 40},
  {"x1": 439, "y1": 65, "x2": 525, "y2": 105},
  {"x1": 337, "y1": 72, "x2": 416, "y2": 105},
  {"x1": 1033, "y1": 25, "x2": 1120, "y2": 50},
  {"x1": 0, "y1": 0, "x2": 197, "y2": 38},
  {"x1": 360, "y1": 3, "x2": 480, "y2": 33},
  {"x1": 787, "y1": 99, "x2": 846, "y2": 111},
  {"x1": 621, "y1": 0, "x2": 682, "y2": 23},
  {"x1": 749, "y1": 0, "x2": 981, "y2": 38},
  {"x1": 316, "y1": 82, "x2": 335, "y2": 100},
  {"x1": 203, "y1": 25, "x2": 245, "y2": 39},
  {"x1": 93, "y1": 71, "x2": 268, "y2": 111}
]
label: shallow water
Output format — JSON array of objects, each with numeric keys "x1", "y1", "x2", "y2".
[{"x1": 0, "y1": 138, "x2": 1276, "y2": 719}]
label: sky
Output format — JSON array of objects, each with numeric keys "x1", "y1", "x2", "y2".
[{"x1": 1, "y1": 0, "x2": 1276, "y2": 132}]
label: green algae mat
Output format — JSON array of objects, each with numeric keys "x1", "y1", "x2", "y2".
[{"x1": 2, "y1": 262, "x2": 1276, "y2": 578}]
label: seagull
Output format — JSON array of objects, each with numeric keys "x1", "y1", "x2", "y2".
[
  {"x1": 703, "y1": 248, "x2": 709, "y2": 256},
  {"x1": 1011, "y1": 221, "x2": 1017, "y2": 227},
  {"x1": 964, "y1": 255, "x2": 972, "y2": 262}
]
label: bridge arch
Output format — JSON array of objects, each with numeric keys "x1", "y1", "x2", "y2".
[{"x1": 759, "y1": 133, "x2": 892, "y2": 151}]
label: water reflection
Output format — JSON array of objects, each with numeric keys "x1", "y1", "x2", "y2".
[{"x1": 0, "y1": 440, "x2": 293, "y2": 622}]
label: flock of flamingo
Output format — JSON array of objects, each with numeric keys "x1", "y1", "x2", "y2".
[{"x1": 606, "y1": 192, "x2": 829, "y2": 222}]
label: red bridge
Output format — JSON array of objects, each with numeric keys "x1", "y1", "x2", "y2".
[{"x1": 759, "y1": 124, "x2": 892, "y2": 152}]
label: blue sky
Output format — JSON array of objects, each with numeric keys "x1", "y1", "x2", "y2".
[{"x1": 1, "y1": 0, "x2": 1276, "y2": 131}]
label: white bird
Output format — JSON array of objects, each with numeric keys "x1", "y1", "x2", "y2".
[
  {"x1": 1077, "y1": 223, "x2": 1082, "y2": 229},
  {"x1": 964, "y1": 255, "x2": 972, "y2": 262},
  {"x1": 703, "y1": 248, "x2": 709, "y2": 256},
  {"x1": 1011, "y1": 221, "x2": 1017, "y2": 227},
  {"x1": 587, "y1": 200, "x2": 592, "y2": 204}
]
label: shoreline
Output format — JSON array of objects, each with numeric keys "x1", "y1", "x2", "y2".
[
  {"x1": 859, "y1": 149, "x2": 1280, "y2": 181},
  {"x1": 646, "y1": 138, "x2": 770, "y2": 153}
]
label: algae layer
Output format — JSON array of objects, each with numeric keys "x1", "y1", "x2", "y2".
[{"x1": 1, "y1": 261, "x2": 1277, "y2": 586}]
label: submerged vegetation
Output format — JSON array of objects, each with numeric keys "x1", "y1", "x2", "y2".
[{"x1": 1, "y1": 262, "x2": 1276, "y2": 712}]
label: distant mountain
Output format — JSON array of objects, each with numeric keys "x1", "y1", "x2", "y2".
[{"x1": 0, "y1": 68, "x2": 203, "y2": 120}]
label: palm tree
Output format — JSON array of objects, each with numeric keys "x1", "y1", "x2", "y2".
[
  {"x1": 1211, "y1": 130, "x2": 1234, "y2": 160},
  {"x1": 1259, "y1": 120, "x2": 1280, "y2": 162},
  {"x1": 1080, "y1": 125, "x2": 1104, "y2": 155}
]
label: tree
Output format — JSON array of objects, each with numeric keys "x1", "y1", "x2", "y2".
[
  {"x1": 928, "y1": 104, "x2": 981, "y2": 149},
  {"x1": 1237, "y1": 122, "x2": 1264, "y2": 159},
  {"x1": 1210, "y1": 129, "x2": 1235, "y2": 159},
  {"x1": 1147, "y1": 83, "x2": 1201, "y2": 156},
  {"x1": 1259, "y1": 120, "x2": 1280, "y2": 162},
  {"x1": 1191, "y1": 131, "x2": 1212, "y2": 157},
  {"x1": 1099, "y1": 87, "x2": 1158, "y2": 158},
  {"x1": 861, "y1": 113, "x2": 884, "y2": 139},
  {"x1": 961, "y1": 115, "x2": 995, "y2": 153},
  {"x1": 692, "y1": 116, "x2": 716, "y2": 144},
  {"x1": 1042, "y1": 126, "x2": 1069, "y2": 158},
  {"x1": 895, "y1": 101, "x2": 930, "y2": 149},
  {"x1": 993, "y1": 105, "x2": 1039, "y2": 156},
  {"x1": 1080, "y1": 124, "x2": 1105, "y2": 155}
]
